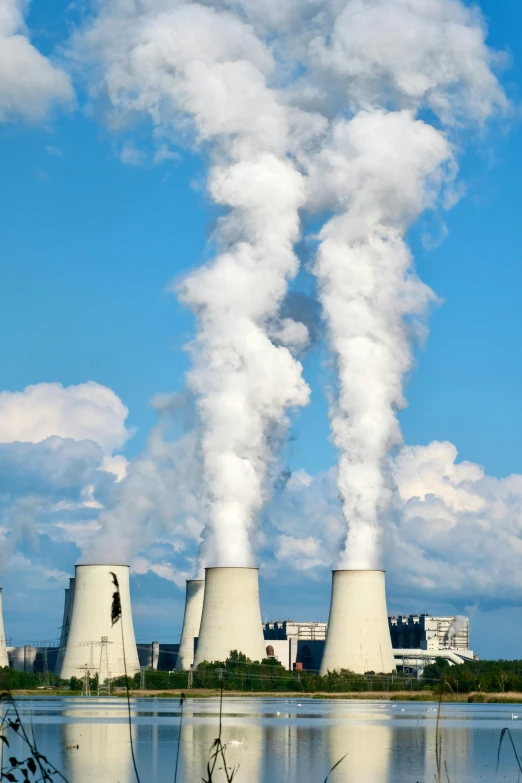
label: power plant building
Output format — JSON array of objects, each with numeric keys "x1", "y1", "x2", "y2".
[
  {"x1": 263, "y1": 620, "x2": 326, "y2": 671},
  {"x1": 389, "y1": 613, "x2": 474, "y2": 667}
]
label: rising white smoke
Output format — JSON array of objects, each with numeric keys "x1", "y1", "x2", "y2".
[
  {"x1": 298, "y1": 0, "x2": 506, "y2": 569},
  {"x1": 70, "y1": 0, "x2": 505, "y2": 571},
  {"x1": 70, "y1": 1, "x2": 319, "y2": 567}
]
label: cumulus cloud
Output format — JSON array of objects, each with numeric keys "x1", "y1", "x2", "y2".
[
  {"x1": 0, "y1": 382, "x2": 132, "y2": 454},
  {"x1": 264, "y1": 442, "x2": 522, "y2": 609},
  {"x1": 388, "y1": 441, "x2": 522, "y2": 604},
  {"x1": 0, "y1": 382, "x2": 135, "y2": 566},
  {"x1": 0, "y1": 0, "x2": 73, "y2": 123}
]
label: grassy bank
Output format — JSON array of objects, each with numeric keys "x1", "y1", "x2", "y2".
[{"x1": 10, "y1": 688, "x2": 522, "y2": 703}]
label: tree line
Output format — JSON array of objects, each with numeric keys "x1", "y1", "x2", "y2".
[{"x1": 6, "y1": 652, "x2": 522, "y2": 693}]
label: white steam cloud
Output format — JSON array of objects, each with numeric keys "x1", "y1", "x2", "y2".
[
  {"x1": 299, "y1": 0, "x2": 505, "y2": 569},
  {"x1": 70, "y1": 0, "x2": 505, "y2": 571},
  {"x1": 70, "y1": 1, "x2": 318, "y2": 567}
]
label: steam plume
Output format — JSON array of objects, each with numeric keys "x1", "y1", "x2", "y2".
[
  {"x1": 299, "y1": 0, "x2": 506, "y2": 569},
  {"x1": 71, "y1": 2, "x2": 316, "y2": 567},
  {"x1": 72, "y1": 0, "x2": 505, "y2": 571}
]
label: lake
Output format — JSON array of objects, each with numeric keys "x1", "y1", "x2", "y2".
[{"x1": 4, "y1": 696, "x2": 522, "y2": 782}]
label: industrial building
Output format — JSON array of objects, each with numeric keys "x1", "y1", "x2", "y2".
[
  {"x1": 263, "y1": 620, "x2": 326, "y2": 671},
  {"x1": 389, "y1": 614, "x2": 475, "y2": 668}
]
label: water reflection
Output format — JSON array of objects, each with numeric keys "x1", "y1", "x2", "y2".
[
  {"x1": 424, "y1": 723, "x2": 471, "y2": 782},
  {"x1": 327, "y1": 717, "x2": 392, "y2": 782},
  {"x1": 62, "y1": 708, "x2": 136, "y2": 783},
  {"x1": 5, "y1": 697, "x2": 520, "y2": 783},
  {"x1": 181, "y1": 704, "x2": 263, "y2": 783}
]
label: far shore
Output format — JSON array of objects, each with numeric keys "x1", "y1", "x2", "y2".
[{"x1": 9, "y1": 689, "x2": 522, "y2": 703}]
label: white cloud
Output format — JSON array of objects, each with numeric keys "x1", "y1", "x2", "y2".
[
  {"x1": 265, "y1": 441, "x2": 522, "y2": 608},
  {"x1": 0, "y1": 382, "x2": 131, "y2": 454},
  {"x1": 132, "y1": 556, "x2": 192, "y2": 588},
  {"x1": 275, "y1": 534, "x2": 329, "y2": 570},
  {"x1": 387, "y1": 441, "x2": 522, "y2": 604},
  {"x1": 0, "y1": 0, "x2": 73, "y2": 123}
]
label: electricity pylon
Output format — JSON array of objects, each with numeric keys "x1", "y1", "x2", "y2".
[
  {"x1": 80, "y1": 637, "x2": 113, "y2": 696},
  {"x1": 77, "y1": 664, "x2": 91, "y2": 697},
  {"x1": 98, "y1": 636, "x2": 112, "y2": 696}
]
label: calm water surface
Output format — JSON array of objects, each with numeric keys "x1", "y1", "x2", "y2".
[{"x1": 7, "y1": 696, "x2": 522, "y2": 782}]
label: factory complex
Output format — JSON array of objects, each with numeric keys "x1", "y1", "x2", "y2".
[{"x1": 3, "y1": 565, "x2": 475, "y2": 682}]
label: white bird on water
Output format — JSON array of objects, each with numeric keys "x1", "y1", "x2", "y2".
[
  {"x1": 224, "y1": 737, "x2": 247, "y2": 748},
  {"x1": 512, "y1": 714, "x2": 519, "y2": 720}
]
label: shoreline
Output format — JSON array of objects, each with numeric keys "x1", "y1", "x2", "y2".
[{"x1": 9, "y1": 689, "x2": 522, "y2": 703}]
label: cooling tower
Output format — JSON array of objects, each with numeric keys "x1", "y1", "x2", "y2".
[
  {"x1": 175, "y1": 579, "x2": 204, "y2": 670},
  {"x1": 0, "y1": 590, "x2": 8, "y2": 668},
  {"x1": 54, "y1": 577, "x2": 75, "y2": 675},
  {"x1": 58, "y1": 565, "x2": 140, "y2": 680},
  {"x1": 320, "y1": 570, "x2": 395, "y2": 675},
  {"x1": 193, "y1": 567, "x2": 265, "y2": 666}
]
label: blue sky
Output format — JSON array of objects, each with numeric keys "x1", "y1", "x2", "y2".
[{"x1": 2, "y1": 0, "x2": 522, "y2": 659}]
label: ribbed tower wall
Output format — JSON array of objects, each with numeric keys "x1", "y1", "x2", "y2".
[
  {"x1": 58, "y1": 565, "x2": 140, "y2": 680},
  {"x1": 319, "y1": 570, "x2": 395, "y2": 675},
  {"x1": 175, "y1": 579, "x2": 204, "y2": 670},
  {"x1": 193, "y1": 567, "x2": 265, "y2": 666}
]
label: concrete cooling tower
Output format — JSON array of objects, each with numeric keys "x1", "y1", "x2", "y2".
[
  {"x1": 0, "y1": 590, "x2": 9, "y2": 668},
  {"x1": 175, "y1": 579, "x2": 204, "y2": 670},
  {"x1": 320, "y1": 570, "x2": 395, "y2": 675},
  {"x1": 58, "y1": 565, "x2": 140, "y2": 680},
  {"x1": 54, "y1": 577, "x2": 75, "y2": 675},
  {"x1": 193, "y1": 567, "x2": 265, "y2": 666}
]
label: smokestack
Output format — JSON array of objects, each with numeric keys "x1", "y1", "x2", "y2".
[
  {"x1": 175, "y1": 579, "x2": 204, "y2": 670},
  {"x1": 193, "y1": 568, "x2": 265, "y2": 666},
  {"x1": 58, "y1": 565, "x2": 140, "y2": 680},
  {"x1": 0, "y1": 590, "x2": 8, "y2": 668},
  {"x1": 320, "y1": 570, "x2": 395, "y2": 675}
]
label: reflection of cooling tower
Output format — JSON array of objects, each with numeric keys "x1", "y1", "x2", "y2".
[
  {"x1": 328, "y1": 718, "x2": 392, "y2": 782},
  {"x1": 59, "y1": 565, "x2": 140, "y2": 680},
  {"x1": 320, "y1": 570, "x2": 395, "y2": 675},
  {"x1": 55, "y1": 577, "x2": 75, "y2": 675},
  {"x1": 0, "y1": 590, "x2": 9, "y2": 667},
  {"x1": 181, "y1": 704, "x2": 262, "y2": 783},
  {"x1": 176, "y1": 579, "x2": 204, "y2": 670},
  {"x1": 62, "y1": 710, "x2": 135, "y2": 783},
  {"x1": 193, "y1": 568, "x2": 265, "y2": 666}
]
